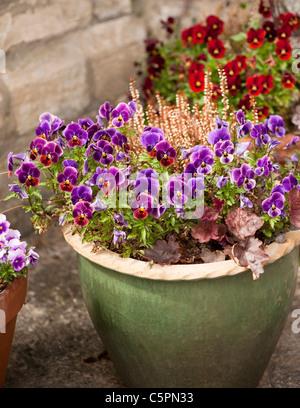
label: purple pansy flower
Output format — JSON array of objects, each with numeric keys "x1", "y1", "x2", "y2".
[
  {"x1": 262, "y1": 192, "x2": 285, "y2": 217},
  {"x1": 36, "y1": 112, "x2": 64, "y2": 140},
  {"x1": 216, "y1": 176, "x2": 229, "y2": 189},
  {"x1": 250, "y1": 123, "x2": 270, "y2": 147},
  {"x1": 266, "y1": 115, "x2": 285, "y2": 137},
  {"x1": 7, "y1": 248, "x2": 26, "y2": 271},
  {"x1": 90, "y1": 195, "x2": 107, "y2": 212},
  {"x1": 134, "y1": 175, "x2": 160, "y2": 197},
  {"x1": 151, "y1": 204, "x2": 167, "y2": 219},
  {"x1": 62, "y1": 159, "x2": 78, "y2": 169},
  {"x1": 155, "y1": 140, "x2": 177, "y2": 167},
  {"x1": 113, "y1": 229, "x2": 126, "y2": 245},
  {"x1": 235, "y1": 109, "x2": 252, "y2": 138},
  {"x1": 207, "y1": 126, "x2": 230, "y2": 145},
  {"x1": 93, "y1": 128, "x2": 119, "y2": 143},
  {"x1": 191, "y1": 146, "x2": 214, "y2": 174},
  {"x1": 39, "y1": 141, "x2": 63, "y2": 167},
  {"x1": 140, "y1": 127, "x2": 165, "y2": 157},
  {"x1": 72, "y1": 201, "x2": 94, "y2": 226},
  {"x1": 78, "y1": 118, "x2": 94, "y2": 130},
  {"x1": 63, "y1": 122, "x2": 88, "y2": 148},
  {"x1": 98, "y1": 101, "x2": 113, "y2": 121},
  {"x1": 282, "y1": 173, "x2": 299, "y2": 192},
  {"x1": 240, "y1": 194, "x2": 253, "y2": 209},
  {"x1": 128, "y1": 101, "x2": 137, "y2": 118},
  {"x1": 232, "y1": 163, "x2": 256, "y2": 190},
  {"x1": 215, "y1": 117, "x2": 229, "y2": 129},
  {"x1": 111, "y1": 103, "x2": 131, "y2": 127},
  {"x1": 283, "y1": 136, "x2": 299, "y2": 149},
  {"x1": 26, "y1": 248, "x2": 39, "y2": 267},
  {"x1": 15, "y1": 162, "x2": 40, "y2": 187},
  {"x1": 0, "y1": 214, "x2": 10, "y2": 235},
  {"x1": 114, "y1": 213, "x2": 129, "y2": 227},
  {"x1": 130, "y1": 192, "x2": 154, "y2": 219},
  {"x1": 214, "y1": 140, "x2": 235, "y2": 164},
  {"x1": 291, "y1": 153, "x2": 298, "y2": 162},
  {"x1": 71, "y1": 185, "x2": 93, "y2": 205},
  {"x1": 7, "y1": 152, "x2": 27, "y2": 175},
  {"x1": 268, "y1": 139, "x2": 282, "y2": 151},
  {"x1": 255, "y1": 156, "x2": 274, "y2": 177},
  {"x1": 8, "y1": 184, "x2": 29, "y2": 199},
  {"x1": 186, "y1": 175, "x2": 205, "y2": 198},
  {"x1": 235, "y1": 142, "x2": 251, "y2": 156},
  {"x1": 165, "y1": 177, "x2": 191, "y2": 205},
  {"x1": 29, "y1": 138, "x2": 47, "y2": 160},
  {"x1": 57, "y1": 166, "x2": 78, "y2": 192}
]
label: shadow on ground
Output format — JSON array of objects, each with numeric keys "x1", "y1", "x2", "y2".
[{"x1": 3, "y1": 226, "x2": 300, "y2": 388}]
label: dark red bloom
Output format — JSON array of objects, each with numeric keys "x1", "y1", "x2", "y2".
[
  {"x1": 144, "y1": 39, "x2": 160, "y2": 55},
  {"x1": 275, "y1": 39, "x2": 292, "y2": 60},
  {"x1": 280, "y1": 12, "x2": 300, "y2": 31},
  {"x1": 238, "y1": 94, "x2": 252, "y2": 111},
  {"x1": 206, "y1": 15, "x2": 224, "y2": 35},
  {"x1": 246, "y1": 75, "x2": 263, "y2": 96},
  {"x1": 256, "y1": 106, "x2": 270, "y2": 120},
  {"x1": 148, "y1": 55, "x2": 165, "y2": 72},
  {"x1": 181, "y1": 27, "x2": 194, "y2": 46},
  {"x1": 223, "y1": 60, "x2": 239, "y2": 79},
  {"x1": 277, "y1": 25, "x2": 292, "y2": 40},
  {"x1": 211, "y1": 84, "x2": 222, "y2": 101},
  {"x1": 259, "y1": 1, "x2": 272, "y2": 18},
  {"x1": 188, "y1": 61, "x2": 205, "y2": 75},
  {"x1": 260, "y1": 74, "x2": 274, "y2": 94},
  {"x1": 227, "y1": 75, "x2": 241, "y2": 96},
  {"x1": 189, "y1": 71, "x2": 205, "y2": 92},
  {"x1": 207, "y1": 39, "x2": 225, "y2": 59},
  {"x1": 142, "y1": 77, "x2": 154, "y2": 99},
  {"x1": 233, "y1": 55, "x2": 248, "y2": 71},
  {"x1": 192, "y1": 24, "x2": 207, "y2": 44},
  {"x1": 281, "y1": 72, "x2": 296, "y2": 89},
  {"x1": 246, "y1": 28, "x2": 265, "y2": 48},
  {"x1": 263, "y1": 21, "x2": 277, "y2": 42},
  {"x1": 160, "y1": 17, "x2": 176, "y2": 37}
]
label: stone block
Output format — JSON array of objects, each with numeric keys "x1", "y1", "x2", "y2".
[
  {"x1": 93, "y1": 0, "x2": 132, "y2": 21},
  {"x1": 0, "y1": 0, "x2": 93, "y2": 51}
]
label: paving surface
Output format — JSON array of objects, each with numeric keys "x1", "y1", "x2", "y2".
[{"x1": 3, "y1": 225, "x2": 300, "y2": 388}]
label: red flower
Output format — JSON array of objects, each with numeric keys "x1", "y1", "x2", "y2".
[
  {"x1": 238, "y1": 94, "x2": 252, "y2": 111},
  {"x1": 181, "y1": 27, "x2": 194, "y2": 46},
  {"x1": 223, "y1": 60, "x2": 239, "y2": 78},
  {"x1": 246, "y1": 28, "x2": 265, "y2": 48},
  {"x1": 259, "y1": 1, "x2": 272, "y2": 18},
  {"x1": 189, "y1": 71, "x2": 205, "y2": 92},
  {"x1": 280, "y1": 12, "x2": 300, "y2": 31},
  {"x1": 275, "y1": 39, "x2": 292, "y2": 60},
  {"x1": 256, "y1": 106, "x2": 270, "y2": 120},
  {"x1": 227, "y1": 75, "x2": 241, "y2": 96},
  {"x1": 207, "y1": 39, "x2": 225, "y2": 59},
  {"x1": 263, "y1": 21, "x2": 277, "y2": 42},
  {"x1": 260, "y1": 74, "x2": 274, "y2": 94},
  {"x1": 192, "y1": 24, "x2": 207, "y2": 44},
  {"x1": 277, "y1": 25, "x2": 292, "y2": 40},
  {"x1": 142, "y1": 77, "x2": 154, "y2": 99},
  {"x1": 233, "y1": 55, "x2": 247, "y2": 71},
  {"x1": 281, "y1": 73, "x2": 296, "y2": 89},
  {"x1": 206, "y1": 15, "x2": 224, "y2": 35},
  {"x1": 246, "y1": 75, "x2": 263, "y2": 96},
  {"x1": 188, "y1": 61, "x2": 205, "y2": 75},
  {"x1": 211, "y1": 84, "x2": 222, "y2": 101},
  {"x1": 149, "y1": 55, "x2": 165, "y2": 72}
]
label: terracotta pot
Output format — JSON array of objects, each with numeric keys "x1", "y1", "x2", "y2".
[
  {"x1": 63, "y1": 225, "x2": 300, "y2": 388},
  {"x1": 0, "y1": 276, "x2": 27, "y2": 388}
]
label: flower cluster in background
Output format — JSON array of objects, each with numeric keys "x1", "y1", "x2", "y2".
[
  {"x1": 5, "y1": 75, "x2": 300, "y2": 279},
  {"x1": 0, "y1": 213, "x2": 39, "y2": 287},
  {"x1": 140, "y1": 1, "x2": 299, "y2": 126}
]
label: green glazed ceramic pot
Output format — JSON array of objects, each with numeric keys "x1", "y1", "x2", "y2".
[{"x1": 63, "y1": 226, "x2": 300, "y2": 388}]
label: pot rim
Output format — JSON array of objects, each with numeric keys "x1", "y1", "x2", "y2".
[{"x1": 62, "y1": 224, "x2": 300, "y2": 281}]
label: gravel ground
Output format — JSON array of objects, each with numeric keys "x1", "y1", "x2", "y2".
[{"x1": 3, "y1": 225, "x2": 300, "y2": 388}]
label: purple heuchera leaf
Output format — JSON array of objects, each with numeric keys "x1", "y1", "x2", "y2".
[
  {"x1": 191, "y1": 221, "x2": 227, "y2": 243},
  {"x1": 287, "y1": 187, "x2": 300, "y2": 228},
  {"x1": 231, "y1": 236, "x2": 270, "y2": 280},
  {"x1": 225, "y1": 208, "x2": 263, "y2": 240},
  {"x1": 142, "y1": 235, "x2": 181, "y2": 265}
]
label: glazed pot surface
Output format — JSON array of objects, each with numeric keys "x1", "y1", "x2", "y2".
[{"x1": 75, "y1": 246, "x2": 298, "y2": 388}]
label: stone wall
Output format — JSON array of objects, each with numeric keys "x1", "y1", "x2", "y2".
[{"x1": 0, "y1": 0, "x2": 298, "y2": 230}]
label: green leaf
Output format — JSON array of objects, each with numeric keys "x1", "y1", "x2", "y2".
[{"x1": 231, "y1": 32, "x2": 247, "y2": 42}]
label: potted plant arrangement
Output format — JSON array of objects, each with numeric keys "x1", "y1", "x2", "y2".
[
  {"x1": 4, "y1": 73, "x2": 300, "y2": 387},
  {"x1": 0, "y1": 213, "x2": 39, "y2": 387},
  {"x1": 140, "y1": 2, "x2": 299, "y2": 132}
]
